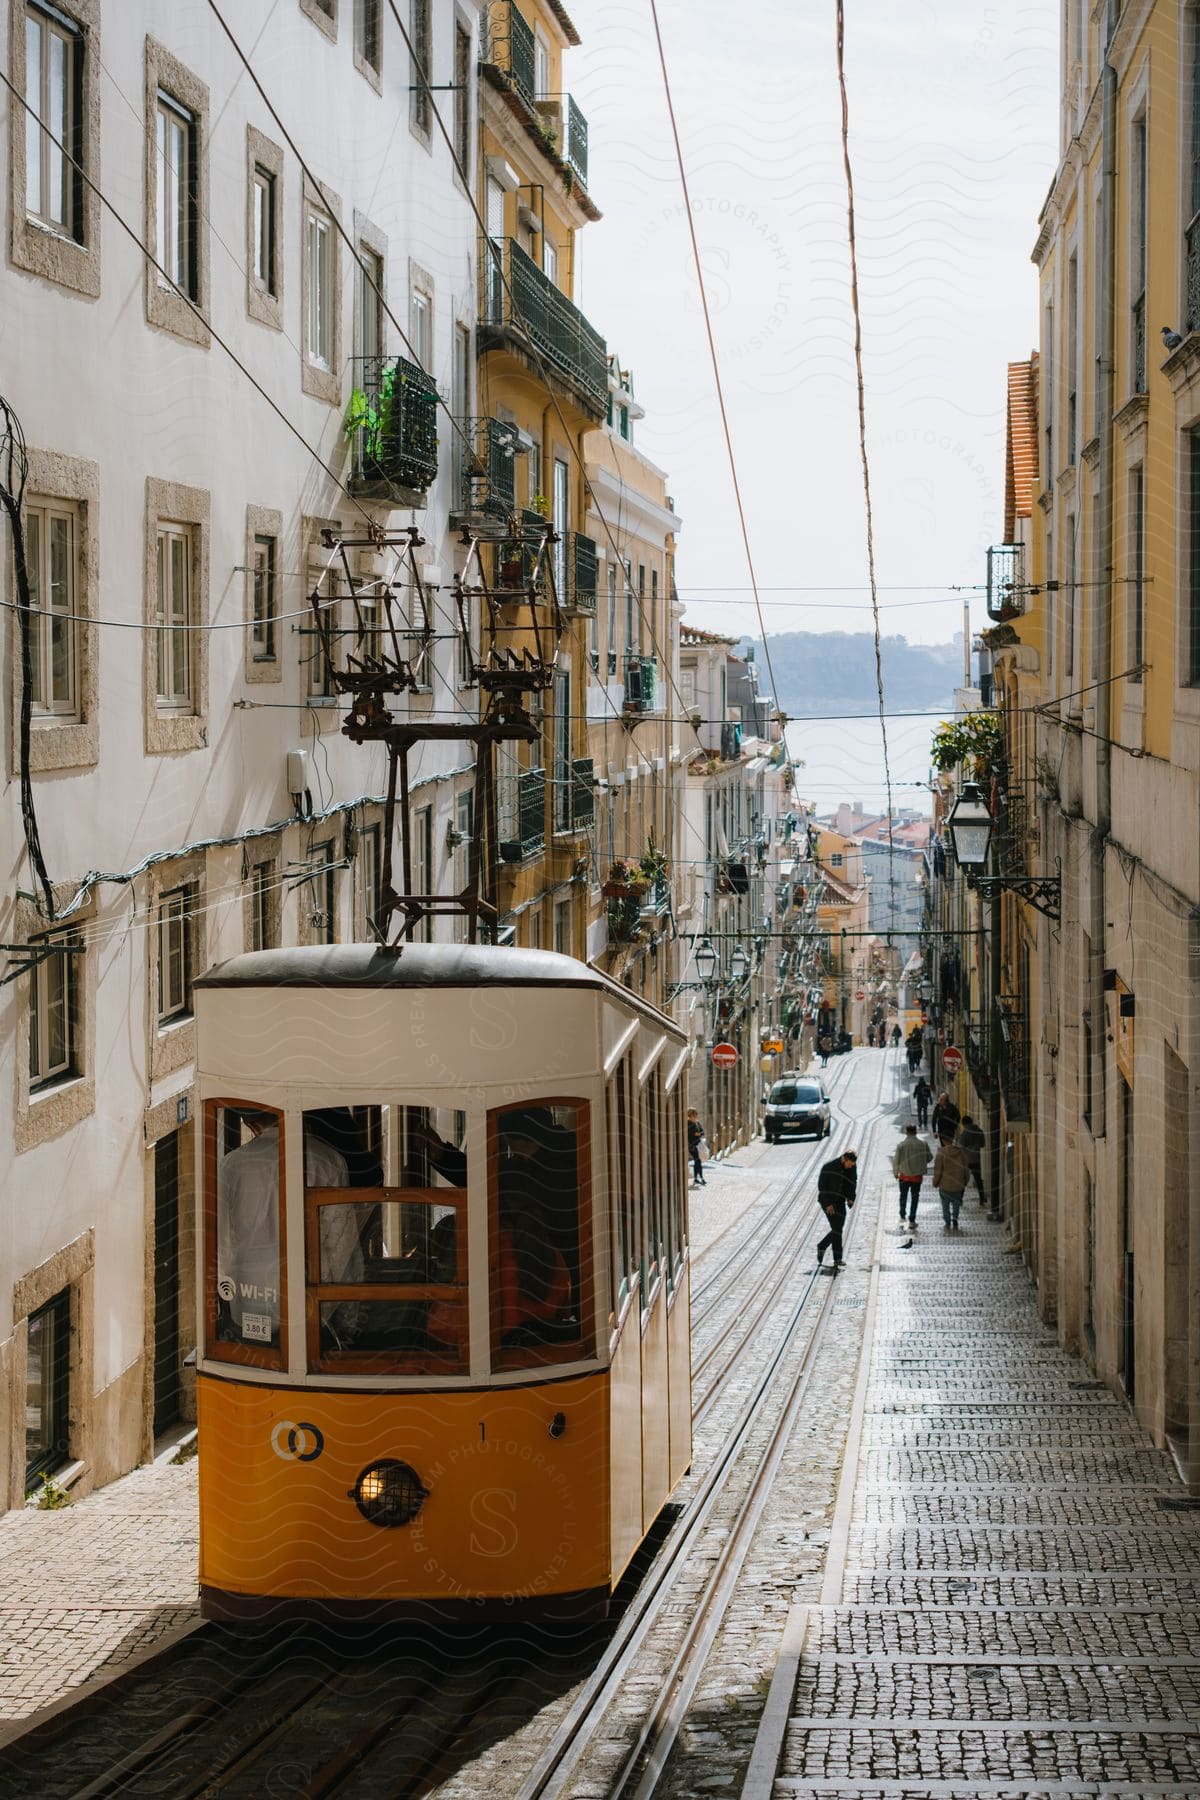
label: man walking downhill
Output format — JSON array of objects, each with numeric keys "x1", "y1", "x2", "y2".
[
  {"x1": 892, "y1": 1123, "x2": 931, "y2": 1227},
  {"x1": 912, "y1": 1075, "x2": 932, "y2": 1128},
  {"x1": 816, "y1": 1149, "x2": 857, "y2": 1272},
  {"x1": 932, "y1": 1133, "x2": 971, "y2": 1232}
]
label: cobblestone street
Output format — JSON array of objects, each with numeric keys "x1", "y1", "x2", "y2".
[{"x1": 755, "y1": 1160, "x2": 1200, "y2": 1799}]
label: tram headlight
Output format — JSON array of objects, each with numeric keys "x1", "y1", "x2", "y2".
[{"x1": 349, "y1": 1459, "x2": 429, "y2": 1527}]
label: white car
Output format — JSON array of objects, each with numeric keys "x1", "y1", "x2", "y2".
[{"x1": 764, "y1": 1076, "x2": 832, "y2": 1142}]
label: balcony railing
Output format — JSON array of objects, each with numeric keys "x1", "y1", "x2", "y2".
[
  {"x1": 996, "y1": 784, "x2": 1030, "y2": 879},
  {"x1": 348, "y1": 355, "x2": 438, "y2": 495},
  {"x1": 534, "y1": 94, "x2": 589, "y2": 188},
  {"x1": 553, "y1": 755, "x2": 595, "y2": 834},
  {"x1": 986, "y1": 542, "x2": 1025, "y2": 622},
  {"x1": 456, "y1": 416, "x2": 519, "y2": 518},
  {"x1": 999, "y1": 996, "x2": 1031, "y2": 1122},
  {"x1": 720, "y1": 719, "x2": 743, "y2": 760},
  {"x1": 623, "y1": 653, "x2": 657, "y2": 714},
  {"x1": 499, "y1": 765, "x2": 545, "y2": 862},
  {"x1": 480, "y1": 238, "x2": 607, "y2": 413},
  {"x1": 564, "y1": 532, "x2": 597, "y2": 614},
  {"x1": 481, "y1": 0, "x2": 536, "y2": 103},
  {"x1": 1187, "y1": 214, "x2": 1200, "y2": 334}
]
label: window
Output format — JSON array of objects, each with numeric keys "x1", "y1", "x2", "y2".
[
  {"x1": 414, "y1": 804, "x2": 433, "y2": 941},
  {"x1": 543, "y1": 238, "x2": 558, "y2": 286},
  {"x1": 650, "y1": 568, "x2": 658, "y2": 643},
  {"x1": 452, "y1": 322, "x2": 471, "y2": 512},
  {"x1": 1129, "y1": 465, "x2": 1144, "y2": 683},
  {"x1": 304, "y1": 842, "x2": 337, "y2": 944},
  {"x1": 624, "y1": 559, "x2": 634, "y2": 654},
  {"x1": 251, "y1": 534, "x2": 277, "y2": 662},
  {"x1": 1188, "y1": 17, "x2": 1200, "y2": 334},
  {"x1": 453, "y1": 21, "x2": 471, "y2": 168},
  {"x1": 410, "y1": 0, "x2": 431, "y2": 133},
  {"x1": 156, "y1": 92, "x2": 196, "y2": 298},
  {"x1": 619, "y1": 403, "x2": 629, "y2": 440},
  {"x1": 553, "y1": 668, "x2": 571, "y2": 832},
  {"x1": 451, "y1": 789, "x2": 473, "y2": 941},
  {"x1": 25, "y1": 3, "x2": 80, "y2": 237},
  {"x1": 534, "y1": 34, "x2": 550, "y2": 99},
  {"x1": 553, "y1": 456, "x2": 569, "y2": 598},
  {"x1": 306, "y1": 207, "x2": 333, "y2": 369},
  {"x1": 252, "y1": 163, "x2": 276, "y2": 294},
  {"x1": 410, "y1": 284, "x2": 431, "y2": 370},
  {"x1": 1066, "y1": 251, "x2": 1078, "y2": 459},
  {"x1": 29, "y1": 930, "x2": 80, "y2": 1089},
  {"x1": 829, "y1": 852, "x2": 844, "y2": 868},
  {"x1": 607, "y1": 565, "x2": 617, "y2": 673},
  {"x1": 24, "y1": 498, "x2": 79, "y2": 719},
  {"x1": 1188, "y1": 428, "x2": 1200, "y2": 686},
  {"x1": 1065, "y1": 515, "x2": 1076, "y2": 679},
  {"x1": 488, "y1": 1101, "x2": 590, "y2": 1370},
  {"x1": 250, "y1": 860, "x2": 278, "y2": 952},
  {"x1": 355, "y1": 0, "x2": 381, "y2": 73},
  {"x1": 1131, "y1": 117, "x2": 1147, "y2": 394},
  {"x1": 359, "y1": 243, "x2": 384, "y2": 367},
  {"x1": 356, "y1": 822, "x2": 382, "y2": 940},
  {"x1": 158, "y1": 887, "x2": 193, "y2": 1023},
  {"x1": 209, "y1": 1101, "x2": 286, "y2": 1364},
  {"x1": 25, "y1": 1289, "x2": 71, "y2": 1492},
  {"x1": 155, "y1": 523, "x2": 193, "y2": 711}
]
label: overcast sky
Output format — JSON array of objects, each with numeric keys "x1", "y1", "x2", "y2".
[{"x1": 569, "y1": 0, "x2": 1058, "y2": 652}]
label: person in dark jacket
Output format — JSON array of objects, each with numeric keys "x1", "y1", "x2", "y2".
[
  {"x1": 912, "y1": 1075, "x2": 932, "y2": 1128},
  {"x1": 957, "y1": 1115, "x2": 987, "y2": 1206},
  {"x1": 815, "y1": 1150, "x2": 857, "y2": 1271},
  {"x1": 687, "y1": 1108, "x2": 706, "y2": 1187},
  {"x1": 931, "y1": 1091, "x2": 960, "y2": 1142}
]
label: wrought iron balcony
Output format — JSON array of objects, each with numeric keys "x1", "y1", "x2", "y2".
[
  {"x1": 533, "y1": 94, "x2": 589, "y2": 189},
  {"x1": 622, "y1": 653, "x2": 657, "y2": 715},
  {"x1": 499, "y1": 765, "x2": 545, "y2": 863},
  {"x1": 456, "y1": 416, "x2": 519, "y2": 519},
  {"x1": 720, "y1": 720, "x2": 743, "y2": 760},
  {"x1": 481, "y1": 0, "x2": 536, "y2": 103},
  {"x1": 639, "y1": 872, "x2": 670, "y2": 916},
  {"x1": 480, "y1": 238, "x2": 607, "y2": 415},
  {"x1": 348, "y1": 355, "x2": 438, "y2": 496},
  {"x1": 996, "y1": 784, "x2": 1030, "y2": 879},
  {"x1": 564, "y1": 532, "x2": 597, "y2": 614},
  {"x1": 986, "y1": 543, "x2": 1025, "y2": 622},
  {"x1": 1188, "y1": 215, "x2": 1200, "y2": 334},
  {"x1": 999, "y1": 996, "x2": 1031, "y2": 1122},
  {"x1": 553, "y1": 755, "x2": 595, "y2": 834}
]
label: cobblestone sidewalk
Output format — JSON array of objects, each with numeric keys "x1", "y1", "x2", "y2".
[
  {"x1": 772, "y1": 1205, "x2": 1200, "y2": 1797},
  {"x1": 0, "y1": 1455, "x2": 200, "y2": 1743}
]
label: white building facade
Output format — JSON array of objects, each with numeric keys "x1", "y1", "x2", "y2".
[{"x1": 2, "y1": 0, "x2": 481, "y2": 1508}]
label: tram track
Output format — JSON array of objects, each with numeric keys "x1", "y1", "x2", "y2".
[{"x1": 0, "y1": 1051, "x2": 908, "y2": 1800}]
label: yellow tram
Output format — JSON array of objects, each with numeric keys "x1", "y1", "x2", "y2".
[{"x1": 193, "y1": 943, "x2": 691, "y2": 1620}]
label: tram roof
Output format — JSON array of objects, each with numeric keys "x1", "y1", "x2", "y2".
[{"x1": 196, "y1": 943, "x2": 686, "y2": 1037}]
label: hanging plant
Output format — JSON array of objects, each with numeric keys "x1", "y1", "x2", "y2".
[{"x1": 929, "y1": 711, "x2": 1004, "y2": 783}]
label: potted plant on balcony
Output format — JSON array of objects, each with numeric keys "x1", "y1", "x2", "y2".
[
  {"x1": 602, "y1": 857, "x2": 649, "y2": 900},
  {"x1": 607, "y1": 895, "x2": 643, "y2": 942},
  {"x1": 638, "y1": 846, "x2": 668, "y2": 893}
]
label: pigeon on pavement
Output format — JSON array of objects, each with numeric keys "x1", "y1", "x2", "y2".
[
  {"x1": 899, "y1": 1238, "x2": 914, "y2": 1250},
  {"x1": 1163, "y1": 325, "x2": 1185, "y2": 351}
]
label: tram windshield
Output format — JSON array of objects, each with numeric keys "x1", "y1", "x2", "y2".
[{"x1": 304, "y1": 1105, "x2": 468, "y2": 1373}]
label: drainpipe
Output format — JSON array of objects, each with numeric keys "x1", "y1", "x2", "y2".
[{"x1": 1090, "y1": 3, "x2": 1117, "y2": 1149}]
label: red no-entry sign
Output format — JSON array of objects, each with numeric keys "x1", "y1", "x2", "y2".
[
  {"x1": 942, "y1": 1045, "x2": 964, "y2": 1074},
  {"x1": 855, "y1": 989, "x2": 865, "y2": 1001},
  {"x1": 711, "y1": 1041, "x2": 738, "y2": 1069}
]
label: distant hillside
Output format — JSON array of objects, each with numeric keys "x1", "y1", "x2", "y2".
[{"x1": 739, "y1": 632, "x2": 962, "y2": 717}]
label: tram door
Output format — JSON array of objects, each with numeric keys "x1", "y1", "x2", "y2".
[{"x1": 154, "y1": 1131, "x2": 182, "y2": 1434}]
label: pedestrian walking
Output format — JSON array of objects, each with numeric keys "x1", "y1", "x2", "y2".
[
  {"x1": 686, "y1": 1108, "x2": 707, "y2": 1187},
  {"x1": 816, "y1": 1149, "x2": 857, "y2": 1271},
  {"x1": 892, "y1": 1123, "x2": 932, "y2": 1226},
  {"x1": 912, "y1": 1075, "x2": 932, "y2": 1128},
  {"x1": 866, "y1": 1024, "x2": 876, "y2": 1048},
  {"x1": 932, "y1": 1135, "x2": 970, "y2": 1231},
  {"x1": 957, "y1": 1115, "x2": 987, "y2": 1207},
  {"x1": 931, "y1": 1090, "x2": 961, "y2": 1141},
  {"x1": 890, "y1": 1023, "x2": 902, "y2": 1047},
  {"x1": 818, "y1": 1032, "x2": 833, "y2": 1068}
]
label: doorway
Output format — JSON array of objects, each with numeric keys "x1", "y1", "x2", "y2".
[{"x1": 154, "y1": 1131, "x2": 182, "y2": 1435}]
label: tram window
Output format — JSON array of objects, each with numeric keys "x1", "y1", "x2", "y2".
[
  {"x1": 644, "y1": 1071, "x2": 664, "y2": 1303},
  {"x1": 304, "y1": 1105, "x2": 468, "y2": 1373},
  {"x1": 489, "y1": 1101, "x2": 593, "y2": 1370},
  {"x1": 208, "y1": 1102, "x2": 286, "y2": 1365}
]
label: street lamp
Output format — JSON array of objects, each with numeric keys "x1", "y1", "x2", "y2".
[
  {"x1": 946, "y1": 781, "x2": 1060, "y2": 919},
  {"x1": 694, "y1": 937, "x2": 718, "y2": 984},
  {"x1": 729, "y1": 943, "x2": 750, "y2": 983}
]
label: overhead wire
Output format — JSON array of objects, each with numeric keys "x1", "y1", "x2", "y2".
[{"x1": 834, "y1": 0, "x2": 898, "y2": 936}]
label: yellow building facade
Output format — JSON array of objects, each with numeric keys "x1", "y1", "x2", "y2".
[
  {"x1": 1019, "y1": 2, "x2": 1200, "y2": 1486},
  {"x1": 472, "y1": 0, "x2": 608, "y2": 956}
]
